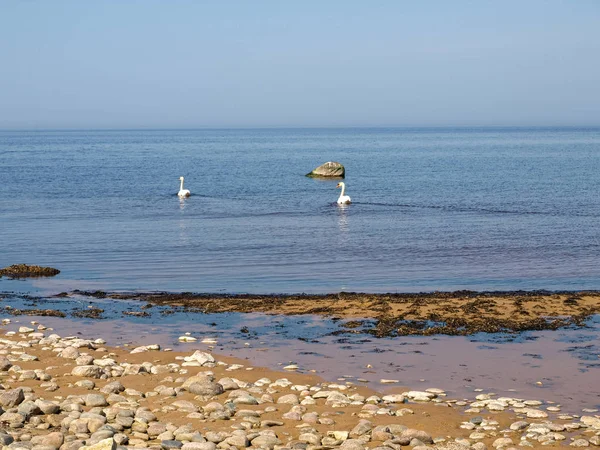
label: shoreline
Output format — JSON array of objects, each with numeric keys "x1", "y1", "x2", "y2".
[
  {"x1": 18, "y1": 289, "x2": 600, "y2": 337},
  {"x1": 2, "y1": 288, "x2": 600, "y2": 416},
  {"x1": 1, "y1": 321, "x2": 599, "y2": 449}
]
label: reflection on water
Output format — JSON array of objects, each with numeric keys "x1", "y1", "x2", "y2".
[
  {"x1": 337, "y1": 205, "x2": 350, "y2": 236},
  {"x1": 178, "y1": 197, "x2": 187, "y2": 210}
]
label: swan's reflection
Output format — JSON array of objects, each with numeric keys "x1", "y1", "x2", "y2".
[
  {"x1": 178, "y1": 197, "x2": 187, "y2": 211},
  {"x1": 337, "y1": 204, "x2": 350, "y2": 238},
  {"x1": 178, "y1": 198, "x2": 191, "y2": 245}
]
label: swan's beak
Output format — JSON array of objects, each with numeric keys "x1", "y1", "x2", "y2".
[{"x1": 336, "y1": 183, "x2": 341, "y2": 188}]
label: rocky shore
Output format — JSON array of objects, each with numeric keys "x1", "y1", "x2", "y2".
[
  {"x1": 47, "y1": 290, "x2": 600, "y2": 337},
  {"x1": 0, "y1": 320, "x2": 599, "y2": 450}
]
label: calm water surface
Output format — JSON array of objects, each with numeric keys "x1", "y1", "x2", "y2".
[{"x1": 2, "y1": 127, "x2": 600, "y2": 293}]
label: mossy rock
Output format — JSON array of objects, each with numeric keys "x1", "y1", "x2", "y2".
[
  {"x1": 306, "y1": 161, "x2": 345, "y2": 178},
  {"x1": 0, "y1": 264, "x2": 60, "y2": 278}
]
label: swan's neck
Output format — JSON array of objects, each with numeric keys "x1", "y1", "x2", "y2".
[
  {"x1": 339, "y1": 184, "x2": 346, "y2": 196},
  {"x1": 180, "y1": 179, "x2": 184, "y2": 191}
]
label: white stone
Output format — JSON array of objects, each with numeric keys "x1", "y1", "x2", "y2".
[{"x1": 183, "y1": 351, "x2": 214, "y2": 366}]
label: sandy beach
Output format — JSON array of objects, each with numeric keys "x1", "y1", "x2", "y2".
[{"x1": 0, "y1": 319, "x2": 599, "y2": 449}]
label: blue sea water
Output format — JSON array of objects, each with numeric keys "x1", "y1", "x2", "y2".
[{"x1": 2, "y1": 127, "x2": 600, "y2": 294}]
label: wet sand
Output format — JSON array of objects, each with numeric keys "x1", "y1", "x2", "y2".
[{"x1": 62, "y1": 290, "x2": 600, "y2": 336}]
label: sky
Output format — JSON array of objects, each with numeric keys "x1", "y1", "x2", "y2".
[{"x1": 1, "y1": 1, "x2": 600, "y2": 129}]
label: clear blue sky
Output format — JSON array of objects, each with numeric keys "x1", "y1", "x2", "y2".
[{"x1": 1, "y1": 1, "x2": 599, "y2": 129}]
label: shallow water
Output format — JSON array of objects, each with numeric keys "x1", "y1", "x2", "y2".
[
  {"x1": 2, "y1": 127, "x2": 600, "y2": 293},
  {"x1": 1, "y1": 293, "x2": 599, "y2": 412}
]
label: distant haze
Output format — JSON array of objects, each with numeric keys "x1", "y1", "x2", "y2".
[{"x1": 1, "y1": 1, "x2": 599, "y2": 129}]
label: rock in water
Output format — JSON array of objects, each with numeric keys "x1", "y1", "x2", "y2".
[
  {"x1": 306, "y1": 161, "x2": 345, "y2": 178},
  {"x1": 0, "y1": 264, "x2": 60, "y2": 278}
]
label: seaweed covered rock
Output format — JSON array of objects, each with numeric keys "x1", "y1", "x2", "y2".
[
  {"x1": 0, "y1": 264, "x2": 60, "y2": 278},
  {"x1": 306, "y1": 161, "x2": 345, "y2": 178}
]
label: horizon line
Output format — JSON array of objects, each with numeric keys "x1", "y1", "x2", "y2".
[{"x1": 2, "y1": 124, "x2": 600, "y2": 133}]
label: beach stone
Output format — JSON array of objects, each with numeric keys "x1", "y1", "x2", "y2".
[
  {"x1": 224, "y1": 431, "x2": 249, "y2": 448},
  {"x1": 329, "y1": 431, "x2": 349, "y2": 441},
  {"x1": 90, "y1": 430, "x2": 116, "y2": 443},
  {"x1": 371, "y1": 426, "x2": 392, "y2": 441},
  {"x1": 528, "y1": 423, "x2": 551, "y2": 434},
  {"x1": 404, "y1": 391, "x2": 436, "y2": 401},
  {"x1": 510, "y1": 421, "x2": 528, "y2": 431},
  {"x1": 299, "y1": 433, "x2": 322, "y2": 445},
  {"x1": 387, "y1": 424, "x2": 408, "y2": 435},
  {"x1": 93, "y1": 358, "x2": 116, "y2": 367},
  {"x1": 30, "y1": 432, "x2": 64, "y2": 449},
  {"x1": 101, "y1": 381, "x2": 125, "y2": 395},
  {"x1": 187, "y1": 380, "x2": 224, "y2": 397},
  {"x1": 400, "y1": 429, "x2": 433, "y2": 444},
  {"x1": 80, "y1": 438, "x2": 116, "y2": 450},
  {"x1": 0, "y1": 388, "x2": 25, "y2": 407},
  {"x1": 261, "y1": 420, "x2": 284, "y2": 427},
  {"x1": 492, "y1": 437, "x2": 513, "y2": 448},
  {"x1": 123, "y1": 364, "x2": 146, "y2": 375},
  {"x1": 0, "y1": 433, "x2": 14, "y2": 446},
  {"x1": 581, "y1": 416, "x2": 600, "y2": 429},
  {"x1": 312, "y1": 390, "x2": 333, "y2": 399},
  {"x1": 525, "y1": 409, "x2": 548, "y2": 418},
  {"x1": 18, "y1": 369, "x2": 37, "y2": 381},
  {"x1": 588, "y1": 436, "x2": 600, "y2": 446},
  {"x1": 470, "y1": 432, "x2": 487, "y2": 440},
  {"x1": 205, "y1": 432, "x2": 228, "y2": 443},
  {"x1": 75, "y1": 380, "x2": 96, "y2": 390},
  {"x1": 161, "y1": 441, "x2": 183, "y2": 450},
  {"x1": 571, "y1": 439, "x2": 590, "y2": 447},
  {"x1": 76, "y1": 355, "x2": 95, "y2": 365},
  {"x1": 231, "y1": 394, "x2": 259, "y2": 405},
  {"x1": 339, "y1": 439, "x2": 366, "y2": 450},
  {"x1": 182, "y1": 373, "x2": 213, "y2": 388},
  {"x1": 251, "y1": 435, "x2": 281, "y2": 449},
  {"x1": 277, "y1": 394, "x2": 299, "y2": 405},
  {"x1": 17, "y1": 400, "x2": 41, "y2": 417},
  {"x1": 301, "y1": 412, "x2": 319, "y2": 423},
  {"x1": 148, "y1": 423, "x2": 168, "y2": 437},
  {"x1": 183, "y1": 351, "x2": 215, "y2": 366},
  {"x1": 217, "y1": 377, "x2": 240, "y2": 391},
  {"x1": 0, "y1": 357, "x2": 13, "y2": 371},
  {"x1": 350, "y1": 420, "x2": 373, "y2": 437},
  {"x1": 381, "y1": 394, "x2": 406, "y2": 403},
  {"x1": 396, "y1": 408, "x2": 414, "y2": 416},
  {"x1": 182, "y1": 443, "x2": 216, "y2": 450},
  {"x1": 326, "y1": 391, "x2": 351, "y2": 406},
  {"x1": 306, "y1": 161, "x2": 345, "y2": 178},
  {"x1": 487, "y1": 402, "x2": 506, "y2": 411},
  {"x1": 116, "y1": 415, "x2": 134, "y2": 428},
  {"x1": 84, "y1": 394, "x2": 108, "y2": 407},
  {"x1": 61, "y1": 346, "x2": 81, "y2": 359},
  {"x1": 72, "y1": 365, "x2": 103, "y2": 378},
  {"x1": 0, "y1": 411, "x2": 25, "y2": 426},
  {"x1": 130, "y1": 344, "x2": 160, "y2": 354}
]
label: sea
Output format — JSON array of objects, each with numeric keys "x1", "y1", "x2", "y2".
[
  {"x1": 2, "y1": 127, "x2": 600, "y2": 294},
  {"x1": 3, "y1": 127, "x2": 600, "y2": 410}
]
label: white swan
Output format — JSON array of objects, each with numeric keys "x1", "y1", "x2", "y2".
[
  {"x1": 178, "y1": 176, "x2": 191, "y2": 198},
  {"x1": 336, "y1": 182, "x2": 351, "y2": 204}
]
